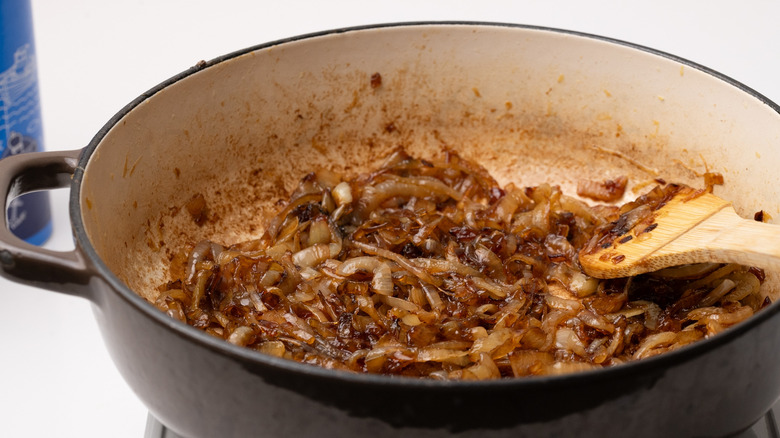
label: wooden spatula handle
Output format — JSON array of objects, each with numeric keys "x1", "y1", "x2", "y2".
[{"x1": 650, "y1": 208, "x2": 780, "y2": 273}]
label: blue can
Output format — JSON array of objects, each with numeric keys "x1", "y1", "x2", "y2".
[{"x1": 0, "y1": 0, "x2": 51, "y2": 245}]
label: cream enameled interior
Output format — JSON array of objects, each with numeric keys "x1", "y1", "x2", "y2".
[{"x1": 79, "y1": 25, "x2": 780, "y2": 301}]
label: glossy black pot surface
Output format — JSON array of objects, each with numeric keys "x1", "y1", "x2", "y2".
[{"x1": 2, "y1": 22, "x2": 780, "y2": 437}]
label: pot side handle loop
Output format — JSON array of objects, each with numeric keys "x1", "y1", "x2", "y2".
[{"x1": 0, "y1": 149, "x2": 96, "y2": 300}]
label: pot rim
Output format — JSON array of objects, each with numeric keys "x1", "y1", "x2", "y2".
[{"x1": 69, "y1": 21, "x2": 780, "y2": 389}]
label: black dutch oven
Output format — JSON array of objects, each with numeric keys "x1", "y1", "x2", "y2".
[{"x1": 2, "y1": 23, "x2": 780, "y2": 437}]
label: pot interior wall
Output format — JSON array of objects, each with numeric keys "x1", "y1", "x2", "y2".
[{"x1": 79, "y1": 24, "x2": 780, "y2": 303}]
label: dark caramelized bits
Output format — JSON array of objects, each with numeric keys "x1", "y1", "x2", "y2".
[
  {"x1": 582, "y1": 184, "x2": 693, "y2": 255},
  {"x1": 370, "y1": 72, "x2": 382, "y2": 89},
  {"x1": 155, "y1": 148, "x2": 767, "y2": 379},
  {"x1": 611, "y1": 254, "x2": 626, "y2": 264},
  {"x1": 754, "y1": 210, "x2": 773, "y2": 223},
  {"x1": 640, "y1": 223, "x2": 658, "y2": 234},
  {"x1": 749, "y1": 267, "x2": 766, "y2": 283}
]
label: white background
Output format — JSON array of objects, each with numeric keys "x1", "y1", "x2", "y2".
[{"x1": 1, "y1": 1, "x2": 779, "y2": 436}]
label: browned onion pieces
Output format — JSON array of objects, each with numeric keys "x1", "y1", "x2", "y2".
[{"x1": 154, "y1": 148, "x2": 766, "y2": 380}]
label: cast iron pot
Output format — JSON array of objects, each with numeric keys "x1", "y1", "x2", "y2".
[{"x1": 3, "y1": 22, "x2": 780, "y2": 438}]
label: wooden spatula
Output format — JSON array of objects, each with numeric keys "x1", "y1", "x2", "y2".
[{"x1": 578, "y1": 189, "x2": 780, "y2": 279}]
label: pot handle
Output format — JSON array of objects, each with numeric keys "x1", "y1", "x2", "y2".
[{"x1": 0, "y1": 149, "x2": 96, "y2": 300}]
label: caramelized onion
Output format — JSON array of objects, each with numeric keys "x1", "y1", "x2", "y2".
[
  {"x1": 577, "y1": 176, "x2": 628, "y2": 202},
  {"x1": 155, "y1": 149, "x2": 769, "y2": 380},
  {"x1": 292, "y1": 243, "x2": 331, "y2": 269}
]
